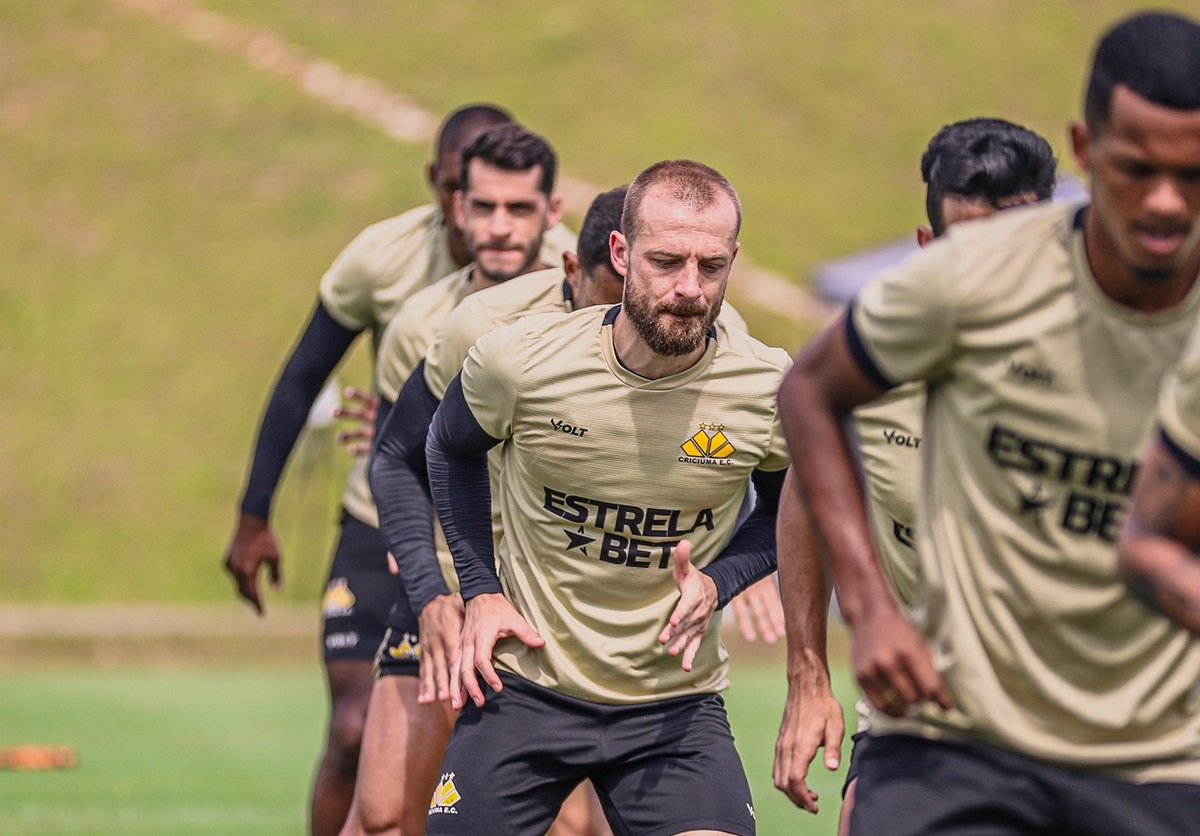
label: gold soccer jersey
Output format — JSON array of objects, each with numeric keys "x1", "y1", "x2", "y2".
[
  {"x1": 342, "y1": 267, "x2": 476, "y2": 528},
  {"x1": 457, "y1": 306, "x2": 790, "y2": 704},
  {"x1": 850, "y1": 200, "x2": 1200, "y2": 782},
  {"x1": 1158, "y1": 323, "x2": 1200, "y2": 464}
]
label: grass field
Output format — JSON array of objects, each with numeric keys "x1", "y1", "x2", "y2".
[{"x1": 0, "y1": 651, "x2": 857, "y2": 835}]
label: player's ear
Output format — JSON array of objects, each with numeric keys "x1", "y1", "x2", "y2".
[
  {"x1": 562, "y1": 251, "x2": 581, "y2": 281},
  {"x1": 453, "y1": 190, "x2": 467, "y2": 229},
  {"x1": 546, "y1": 193, "x2": 564, "y2": 229},
  {"x1": 1070, "y1": 120, "x2": 1092, "y2": 175},
  {"x1": 916, "y1": 226, "x2": 935, "y2": 248},
  {"x1": 426, "y1": 160, "x2": 438, "y2": 190},
  {"x1": 609, "y1": 230, "x2": 630, "y2": 278}
]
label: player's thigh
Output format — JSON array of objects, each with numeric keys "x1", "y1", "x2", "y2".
[
  {"x1": 850, "y1": 734, "x2": 1056, "y2": 836},
  {"x1": 595, "y1": 694, "x2": 756, "y2": 836},
  {"x1": 321, "y1": 510, "x2": 402, "y2": 663},
  {"x1": 426, "y1": 675, "x2": 592, "y2": 836}
]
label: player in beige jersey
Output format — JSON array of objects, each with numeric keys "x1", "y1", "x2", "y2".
[
  {"x1": 422, "y1": 160, "x2": 788, "y2": 835},
  {"x1": 773, "y1": 118, "x2": 1058, "y2": 831},
  {"x1": 778, "y1": 12, "x2": 1200, "y2": 835},
  {"x1": 219, "y1": 105, "x2": 574, "y2": 836}
]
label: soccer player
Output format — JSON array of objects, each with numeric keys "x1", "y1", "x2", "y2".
[
  {"x1": 771, "y1": 117, "x2": 1057, "y2": 829},
  {"x1": 421, "y1": 159, "x2": 788, "y2": 835},
  {"x1": 777, "y1": 11, "x2": 1200, "y2": 835},
  {"x1": 220, "y1": 104, "x2": 574, "y2": 836}
]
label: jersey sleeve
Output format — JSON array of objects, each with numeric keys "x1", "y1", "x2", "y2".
[
  {"x1": 318, "y1": 228, "x2": 380, "y2": 332},
  {"x1": 423, "y1": 297, "x2": 487, "y2": 401},
  {"x1": 457, "y1": 321, "x2": 525, "y2": 441},
  {"x1": 717, "y1": 301, "x2": 749, "y2": 334},
  {"x1": 375, "y1": 315, "x2": 409, "y2": 402},
  {"x1": 1159, "y1": 325, "x2": 1200, "y2": 469},
  {"x1": 849, "y1": 242, "x2": 959, "y2": 388}
]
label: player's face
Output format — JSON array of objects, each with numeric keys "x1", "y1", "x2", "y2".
[
  {"x1": 1073, "y1": 85, "x2": 1200, "y2": 282},
  {"x1": 455, "y1": 159, "x2": 561, "y2": 283},
  {"x1": 612, "y1": 188, "x2": 739, "y2": 356}
]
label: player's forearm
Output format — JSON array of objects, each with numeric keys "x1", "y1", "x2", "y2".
[
  {"x1": 427, "y1": 377, "x2": 502, "y2": 600},
  {"x1": 1120, "y1": 536, "x2": 1200, "y2": 635},
  {"x1": 240, "y1": 303, "x2": 359, "y2": 518},
  {"x1": 703, "y1": 468, "x2": 786, "y2": 607},
  {"x1": 776, "y1": 471, "x2": 834, "y2": 685},
  {"x1": 370, "y1": 391, "x2": 452, "y2": 612},
  {"x1": 777, "y1": 356, "x2": 895, "y2": 629}
]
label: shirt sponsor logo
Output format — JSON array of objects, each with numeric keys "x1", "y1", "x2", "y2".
[
  {"x1": 387, "y1": 632, "x2": 422, "y2": 661},
  {"x1": 1007, "y1": 359, "x2": 1055, "y2": 386},
  {"x1": 550, "y1": 418, "x2": 588, "y2": 437},
  {"x1": 544, "y1": 487, "x2": 716, "y2": 568},
  {"x1": 892, "y1": 518, "x2": 915, "y2": 549},
  {"x1": 680, "y1": 423, "x2": 736, "y2": 466},
  {"x1": 429, "y1": 772, "x2": 461, "y2": 815},
  {"x1": 883, "y1": 428, "x2": 921, "y2": 448},
  {"x1": 321, "y1": 578, "x2": 356, "y2": 618},
  {"x1": 985, "y1": 423, "x2": 1138, "y2": 542}
]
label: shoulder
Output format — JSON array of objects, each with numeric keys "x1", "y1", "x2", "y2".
[
  {"x1": 714, "y1": 322, "x2": 792, "y2": 375},
  {"x1": 353, "y1": 204, "x2": 442, "y2": 248}
]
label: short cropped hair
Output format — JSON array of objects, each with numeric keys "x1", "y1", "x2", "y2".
[
  {"x1": 435, "y1": 104, "x2": 512, "y2": 161},
  {"x1": 1084, "y1": 11, "x2": 1200, "y2": 128},
  {"x1": 578, "y1": 187, "x2": 628, "y2": 275},
  {"x1": 621, "y1": 160, "x2": 741, "y2": 245},
  {"x1": 921, "y1": 118, "x2": 1058, "y2": 235},
  {"x1": 460, "y1": 123, "x2": 557, "y2": 196}
]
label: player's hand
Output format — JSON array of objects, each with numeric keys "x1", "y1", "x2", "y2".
[
  {"x1": 728, "y1": 573, "x2": 785, "y2": 643},
  {"x1": 417, "y1": 594, "x2": 465, "y2": 705},
  {"x1": 334, "y1": 387, "x2": 379, "y2": 456},
  {"x1": 772, "y1": 661, "x2": 845, "y2": 813},
  {"x1": 659, "y1": 540, "x2": 719, "y2": 671},
  {"x1": 221, "y1": 512, "x2": 283, "y2": 615},
  {"x1": 853, "y1": 604, "x2": 953, "y2": 717},
  {"x1": 452, "y1": 593, "x2": 544, "y2": 710}
]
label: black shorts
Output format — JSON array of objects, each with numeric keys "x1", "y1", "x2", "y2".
[
  {"x1": 320, "y1": 509, "x2": 403, "y2": 662},
  {"x1": 425, "y1": 672, "x2": 756, "y2": 836},
  {"x1": 851, "y1": 733, "x2": 1200, "y2": 836},
  {"x1": 842, "y1": 731, "x2": 870, "y2": 797}
]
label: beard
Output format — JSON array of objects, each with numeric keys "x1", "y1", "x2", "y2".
[
  {"x1": 475, "y1": 239, "x2": 542, "y2": 283},
  {"x1": 623, "y1": 280, "x2": 723, "y2": 357}
]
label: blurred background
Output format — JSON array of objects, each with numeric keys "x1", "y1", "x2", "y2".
[{"x1": 2, "y1": 1, "x2": 1192, "y2": 832}]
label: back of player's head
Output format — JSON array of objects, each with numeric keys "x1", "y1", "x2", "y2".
[
  {"x1": 921, "y1": 118, "x2": 1058, "y2": 235},
  {"x1": 622, "y1": 159, "x2": 742, "y2": 244},
  {"x1": 435, "y1": 104, "x2": 512, "y2": 161},
  {"x1": 578, "y1": 186, "x2": 628, "y2": 275},
  {"x1": 1084, "y1": 11, "x2": 1200, "y2": 129},
  {"x1": 460, "y1": 123, "x2": 557, "y2": 197}
]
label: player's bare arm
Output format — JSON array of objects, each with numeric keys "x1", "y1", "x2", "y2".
[
  {"x1": 223, "y1": 302, "x2": 360, "y2": 614},
  {"x1": 727, "y1": 573, "x2": 785, "y2": 644},
  {"x1": 778, "y1": 314, "x2": 952, "y2": 716},
  {"x1": 1119, "y1": 438, "x2": 1200, "y2": 634},
  {"x1": 772, "y1": 470, "x2": 843, "y2": 815}
]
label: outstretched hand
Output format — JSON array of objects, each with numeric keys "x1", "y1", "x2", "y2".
[
  {"x1": 658, "y1": 540, "x2": 720, "y2": 671},
  {"x1": 222, "y1": 512, "x2": 283, "y2": 615}
]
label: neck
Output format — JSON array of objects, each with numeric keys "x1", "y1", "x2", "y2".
[
  {"x1": 611, "y1": 310, "x2": 708, "y2": 379},
  {"x1": 448, "y1": 230, "x2": 473, "y2": 268},
  {"x1": 1084, "y1": 212, "x2": 1200, "y2": 314}
]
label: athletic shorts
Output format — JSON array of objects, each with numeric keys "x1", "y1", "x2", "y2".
[
  {"x1": 425, "y1": 672, "x2": 757, "y2": 836},
  {"x1": 320, "y1": 509, "x2": 403, "y2": 662},
  {"x1": 842, "y1": 731, "x2": 870, "y2": 797},
  {"x1": 851, "y1": 733, "x2": 1200, "y2": 836}
]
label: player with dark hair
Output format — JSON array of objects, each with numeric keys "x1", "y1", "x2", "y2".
[
  {"x1": 220, "y1": 105, "x2": 575, "y2": 836},
  {"x1": 777, "y1": 11, "x2": 1200, "y2": 835},
  {"x1": 420, "y1": 159, "x2": 788, "y2": 835},
  {"x1": 772, "y1": 116, "x2": 1057, "y2": 832}
]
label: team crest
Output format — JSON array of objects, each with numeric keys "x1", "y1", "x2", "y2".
[
  {"x1": 387, "y1": 632, "x2": 422, "y2": 661},
  {"x1": 321, "y1": 578, "x2": 355, "y2": 618},
  {"x1": 429, "y1": 772, "x2": 461, "y2": 815},
  {"x1": 679, "y1": 423, "x2": 736, "y2": 465}
]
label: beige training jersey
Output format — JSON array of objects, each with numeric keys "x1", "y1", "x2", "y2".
[
  {"x1": 458, "y1": 305, "x2": 790, "y2": 704},
  {"x1": 852, "y1": 200, "x2": 1200, "y2": 782},
  {"x1": 1158, "y1": 322, "x2": 1200, "y2": 464},
  {"x1": 320, "y1": 203, "x2": 576, "y2": 523},
  {"x1": 342, "y1": 266, "x2": 477, "y2": 528}
]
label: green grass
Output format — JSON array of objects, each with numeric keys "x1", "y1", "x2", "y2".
[{"x1": 0, "y1": 657, "x2": 856, "y2": 835}]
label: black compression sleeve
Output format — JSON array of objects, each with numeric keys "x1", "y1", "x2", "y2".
[
  {"x1": 369, "y1": 361, "x2": 451, "y2": 613},
  {"x1": 426, "y1": 375, "x2": 503, "y2": 600},
  {"x1": 701, "y1": 467, "x2": 786, "y2": 608},
  {"x1": 240, "y1": 302, "x2": 361, "y2": 519}
]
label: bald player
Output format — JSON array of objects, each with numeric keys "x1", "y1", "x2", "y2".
[
  {"x1": 221, "y1": 104, "x2": 575, "y2": 836},
  {"x1": 778, "y1": 12, "x2": 1200, "y2": 835},
  {"x1": 422, "y1": 159, "x2": 788, "y2": 835},
  {"x1": 771, "y1": 117, "x2": 1057, "y2": 830}
]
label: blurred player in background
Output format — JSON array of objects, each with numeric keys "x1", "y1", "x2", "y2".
[
  {"x1": 770, "y1": 116, "x2": 1057, "y2": 832},
  {"x1": 220, "y1": 104, "x2": 575, "y2": 835},
  {"x1": 777, "y1": 11, "x2": 1200, "y2": 834}
]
